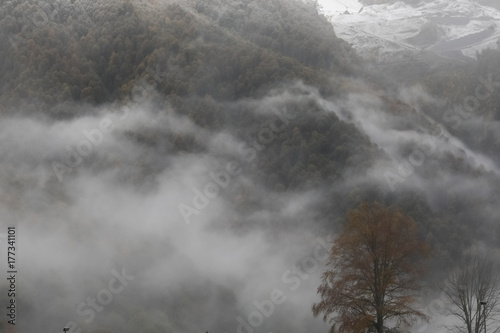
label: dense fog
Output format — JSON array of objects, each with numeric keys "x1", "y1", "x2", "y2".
[{"x1": 0, "y1": 0, "x2": 499, "y2": 333}]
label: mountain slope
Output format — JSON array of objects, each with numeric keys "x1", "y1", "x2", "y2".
[
  {"x1": 317, "y1": 0, "x2": 500, "y2": 61},
  {"x1": 0, "y1": 0, "x2": 357, "y2": 116},
  {"x1": 0, "y1": 1, "x2": 499, "y2": 333}
]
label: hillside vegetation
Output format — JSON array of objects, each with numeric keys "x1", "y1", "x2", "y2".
[{"x1": 0, "y1": 1, "x2": 499, "y2": 333}]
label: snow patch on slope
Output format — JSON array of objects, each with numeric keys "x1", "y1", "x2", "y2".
[{"x1": 316, "y1": 0, "x2": 500, "y2": 61}]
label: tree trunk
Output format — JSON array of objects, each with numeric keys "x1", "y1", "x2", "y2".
[{"x1": 376, "y1": 313, "x2": 384, "y2": 333}]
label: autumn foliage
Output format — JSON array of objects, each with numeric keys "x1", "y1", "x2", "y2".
[{"x1": 313, "y1": 202, "x2": 429, "y2": 333}]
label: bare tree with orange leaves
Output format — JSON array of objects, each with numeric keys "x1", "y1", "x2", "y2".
[{"x1": 313, "y1": 202, "x2": 429, "y2": 333}]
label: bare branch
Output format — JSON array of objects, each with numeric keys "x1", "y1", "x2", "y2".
[{"x1": 441, "y1": 248, "x2": 500, "y2": 333}]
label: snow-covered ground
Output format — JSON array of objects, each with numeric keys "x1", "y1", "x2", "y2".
[{"x1": 316, "y1": 0, "x2": 500, "y2": 61}]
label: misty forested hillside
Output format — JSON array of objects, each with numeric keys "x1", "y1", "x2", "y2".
[
  {"x1": 0, "y1": 0, "x2": 357, "y2": 114},
  {"x1": 0, "y1": 0, "x2": 499, "y2": 333}
]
